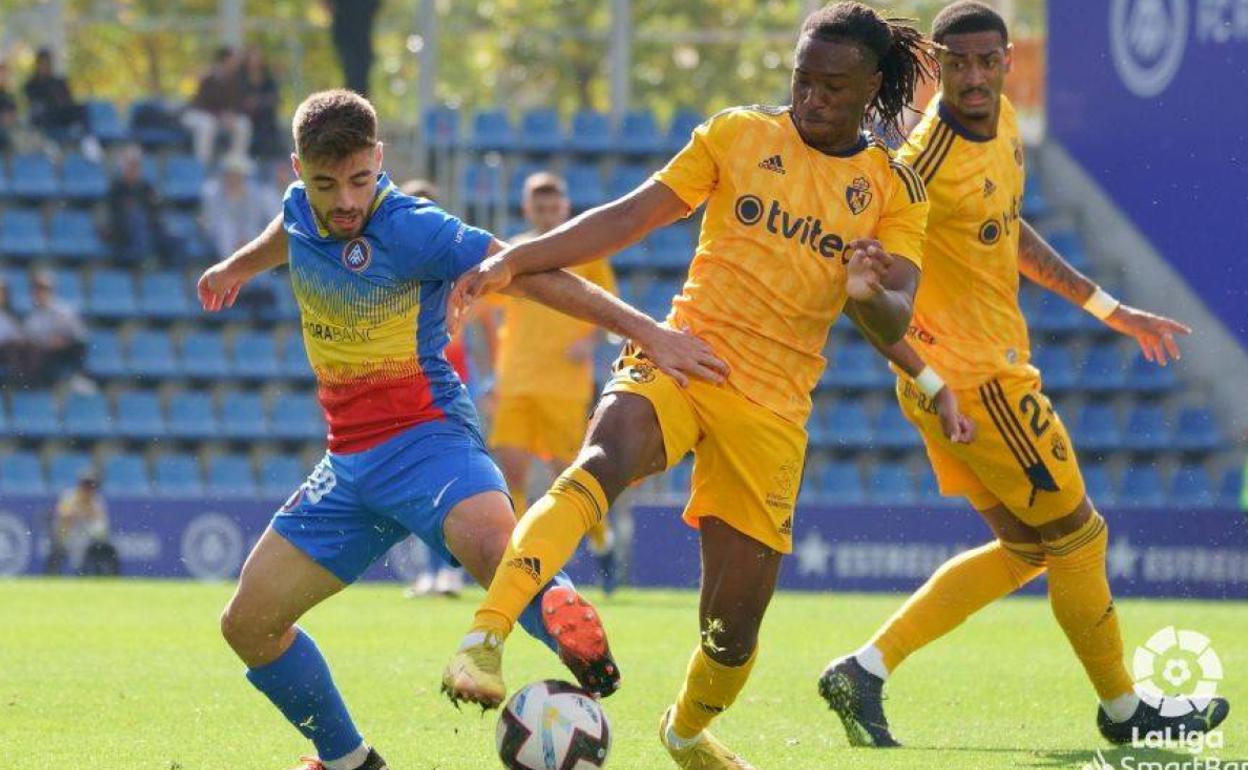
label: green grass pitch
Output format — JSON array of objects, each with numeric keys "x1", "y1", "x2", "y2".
[{"x1": 2, "y1": 579, "x2": 1243, "y2": 769}]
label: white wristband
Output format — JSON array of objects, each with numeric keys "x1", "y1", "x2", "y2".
[
  {"x1": 914, "y1": 366, "x2": 945, "y2": 398},
  {"x1": 1082, "y1": 287, "x2": 1120, "y2": 320}
]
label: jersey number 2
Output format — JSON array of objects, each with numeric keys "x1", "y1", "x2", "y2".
[{"x1": 1019, "y1": 393, "x2": 1052, "y2": 438}]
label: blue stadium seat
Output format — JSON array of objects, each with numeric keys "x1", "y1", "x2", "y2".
[
  {"x1": 617, "y1": 109, "x2": 662, "y2": 155},
  {"x1": 127, "y1": 329, "x2": 179, "y2": 378},
  {"x1": 569, "y1": 110, "x2": 612, "y2": 154},
  {"x1": 468, "y1": 109, "x2": 515, "y2": 152},
  {"x1": 1082, "y1": 463, "x2": 1117, "y2": 507},
  {"x1": 518, "y1": 108, "x2": 563, "y2": 154},
  {"x1": 51, "y1": 268, "x2": 84, "y2": 308},
  {"x1": 48, "y1": 209, "x2": 107, "y2": 261},
  {"x1": 867, "y1": 462, "x2": 917, "y2": 505},
  {"x1": 645, "y1": 224, "x2": 693, "y2": 269},
  {"x1": 49, "y1": 451, "x2": 93, "y2": 491},
  {"x1": 1127, "y1": 354, "x2": 1178, "y2": 394},
  {"x1": 506, "y1": 161, "x2": 545, "y2": 208},
  {"x1": 805, "y1": 405, "x2": 835, "y2": 449},
  {"x1": 874, "y1": 403, "x2": 920, "y2": 451},
  {"x1": 1218, "y1": 467, "x2": 1243, "y2": 508},
  {"x1": 153, "y1": 453, "x2": 204, "y2": 497},
  {"x1": 1024, "y1": 289, "x2": 1082, "y2": 334},
  {"x1": 181, "y1": 330, "x2": 229, "y2": 379},
  {"x1": 207, "y1": 453, "x2": 258, "y2": 498},
  {"x1": 270, "y1": 392, "x2": 325, "y2": 440},
  {"x1": 220, "y1": 391, "x2": 268, "y2": 440},
  {"x1": 167, "y1": 391, "x2": 217, "y2": 440},
  {"x1": 612, "y1": 245, "x2": 646, "y2": 270},
  {"x1": 161, "y1": 155, "x2": 206, "y2": 203},
  {"x1": 1122, "y1": 404, "x2": 1169, "y2": 452},
  {"x1": 1169, "y1": 464, "x2": 1216, "y2": 509},
  {"x1": 826, "y1": 459, "x2": 868, "y2": 504},
  {"x1": 88, "y1": 269, "x2": 138, "y2": 318},
  {"x1": 63, "y1": 392, "x2": 113, "y2": 439},
  {"x1": 102, "y1": 453, "x2": 152, "y2": 497},
  {"x1": 128, "y1": 98, "x2": 188, "y2": 148},
  {"x1": 423, "y1": 106, "x2": 460, "y2": 150},
  {"x1": 0, "y1": 162, "x2": 8, "y2": 198},
  {"x1": 0, "y1": 394, "x2": 8, "y2": 435},
  {"x1": 232, "y1": 331, "x2": 280, "y2": 379},
  {"x1": 824, "y1": 343, "x2": 890, "y2": 390},
  {"x1": 1074, "y1": 403, "x2": 1121, "y2": 452},
  {"x1": 1043, "y1": 229, "x2": 1091, "y2": 272},
  {"x1": 665, "y1": 109, "x2": 703, "y2": 153},
  {"x1": 260, "y1": 454, "x2": 306, "y2": 498},
  {"x1": 115, "y1": 391, "x2": 166, "y2": 439},
  {"x1": 916, "y1": 467, "x2": 955, "y2": 506},
  {"x1": 1120, "y1": 466, "x2": 1165, "y2": 507},
  {"x1": 607, "y1": 163, "x2": 652, "y2": 200},
  {"x1": 0, "y1": 208, "x2": 49, "y2": 260},
  {"x1": 61, "y1": 152, "x2": 111, "y2": 200},
  {"x1": 1173, "y1": 406, "x2": 1220, "y2": 452},
  {"x1": 281, "y1": 334, "x2": 312, "y2": 379},
  {"x1": 1079, "y1": 344, "x2": 1126, "y2": 392},
  {"x1": 1021, "y1": 177, "x2": 1050, "y2": 219},
  {"x1": 139, "y1": 271, "x2": 192, "y2": 319},
  {"x1": 162, "y1": 211, "x2": 211, "y2": 262},
  {"x1": 565, "y1": 163, "x2": 606, "y2": 210},
  {"x1": 9, "y1": 152, "x2": 59, "y2": 200},
  {"x1": 1031, "y1": 347, "x2": 1076, "y2": 391},
  {"x1": 828, "y1": 400, "x2": 872, "y2": 450},
  {"x1": 4, "y1": 268, "x2": 31, "y2": 313},
  {"x1": 86, "y1": 329, "x2": 125, "y2": 378},
  {"x1": 85, "y1": 100, "x2": 128, "y2": 144},
  {"x1": 664, "y1": 459, "x2": 693, "y2": 495},
  {"x1": 0, "y1": 451, "x2": 48, "y2": 496},
  {"x1": 11, "y1": 391, "x2": 59, "y2": 438},
  {"x1": 463, "y1": 162, "x2": 503, "y2": 207}
]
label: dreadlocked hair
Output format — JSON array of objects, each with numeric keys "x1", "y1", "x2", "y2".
[{"x1": 801, "y1": 1, "x2": 937, "y2": 140}]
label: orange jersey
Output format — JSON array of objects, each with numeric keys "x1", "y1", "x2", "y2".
[
  {"x1": 896, "y1": 96, "x2": 1033, "y2": 390},
  {"x1": 655, "y1": 105, "x2": 928, "y2": 425},
  {"x1": 494, "y1": 237, "x2": 617, "y2": 400}
]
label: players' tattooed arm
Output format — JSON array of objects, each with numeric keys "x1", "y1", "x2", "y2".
[
  {"x1": 1017, "y1": 219, "x2": 1096, "y2": 306},
  {"x1": 197, "y1": 214, "x2": 287, "y2": 311}
]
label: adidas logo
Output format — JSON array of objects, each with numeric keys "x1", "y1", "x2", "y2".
[
  {"x1": 984, "y1": 178, "x2": 996, "y2": 197},
  {"x1": 507, "y1": 556, "x2": 542, "y2": 583},
  {"x1": 758, "y1": 154, "x2": 785, "y2": 174},
  {"x1": 779, "y1": 516, "x2": 793, "y2": 536}
]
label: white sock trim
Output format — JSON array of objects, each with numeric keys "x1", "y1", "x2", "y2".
[
  {"x1": 1101, "y1": 692, "x2": 1141, "y2": 723},
  {"x1": 323, "y1": 742, "x2": 369, "y2": 770},
  {"x1": 854, "y1": 645, "x2": 890, "y2": 681},
  {"x1": 666, "y1": 722, "x2": 704, "y2": 750}
]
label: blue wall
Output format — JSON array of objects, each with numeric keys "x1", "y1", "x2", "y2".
[{"x1": 1048, "y1": 0, "x2": 1248, "y2": 344}]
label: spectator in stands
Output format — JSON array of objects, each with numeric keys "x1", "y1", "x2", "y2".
[
  {"x1": 106, "y1": 144, "x2": 168, "y2": 263},
  {"x1": 48, "y1": 471, "x2": 118, "y2": 576},
  {"x1": 399, "y1": 178, "x2": 440, "y2": 200},
  {"x1": 0, "y1": 276, "x2": 28, "y2": 386},
  {"x1": 256, "y1": 157, "x2": 296, "y2": 216},
  {"x1": 240, "y1": 47, "x2": 282, "y2": 158},
  {"x1": 202, "y1": 154, "x2": 271, "y2": 259},
  {"x1": 0, "y1": 61, "x2": 18, "y2": 153},
  {"x1": 23, "y1": 48, "x2": 91, "y2": 145},
  {"x1": 24, "y1": 270, "x2": 88, "y2": 387},
  {"x1": 325, "y1": 0, "x2": 382, "y2": 96},
  {"x1": 181, "y1": 47, "x2": 251, "y2": 167}
]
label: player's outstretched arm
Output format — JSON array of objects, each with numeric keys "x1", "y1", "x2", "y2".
[
  {"x1": 451, "y1": 181, "x2": 688, "y2": 311},
  {"x1": 508, "y1": 268, "x2": 729, "y2": 387},
  {"x1": 1019, "y1": 220, "x2": 1191, "y2": 365},
  {"x1": 197, "y1": 213, "x2": 288, "y2": 312},
  {"x1": 844, "y1": 239, "x2": 919, "y2": 346}
]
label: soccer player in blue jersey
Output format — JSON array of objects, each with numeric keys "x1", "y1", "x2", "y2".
[{"x1": 196, "y1": 89, "x2": 727, "y2": 770}]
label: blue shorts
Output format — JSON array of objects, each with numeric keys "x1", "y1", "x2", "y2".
[{"x1": 272, "y1": 419, "x2": 508, "y2": 583}]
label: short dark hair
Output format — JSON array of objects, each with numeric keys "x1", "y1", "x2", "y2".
[
  {"x1": 931, "y1": 1, "x2": 1009, "y2": 45},
  {"x1": 801, "y1": 2, "x2": 937, "y2": 138},
  {"x1": 292, "y1": 90, "x2": 378, "y2": 164}
]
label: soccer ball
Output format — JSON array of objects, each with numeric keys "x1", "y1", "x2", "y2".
[{"x1": 495, "y1": 679, "x2": 611, "y2": 770}]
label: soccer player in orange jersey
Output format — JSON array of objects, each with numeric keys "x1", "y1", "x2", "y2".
[
  {"x1": 817, "y1": 1, "x2": 1227, "y2": 749},
  {"x1": 441, "y1": 4, "x2": 937, "y2": 767}
]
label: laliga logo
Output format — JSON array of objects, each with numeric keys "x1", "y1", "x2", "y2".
[
  {"x1": 1110, "y1": 0, "x2": 1189, "y2": 97},
  {"x1": 1131, "y1": 626, "x2": 1222, "y2": 717}
]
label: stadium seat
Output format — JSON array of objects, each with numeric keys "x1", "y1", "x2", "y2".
[
  {"x1": 1074, "y1": 402, "x2": 1121, "y2": 452},
  {"x1": 63, "y1": 392, "x2": 113, "y2": 440},
  {"x1": 86, "y1": 329, "x2": 126, "y2": 378},
  {"x1": 1169, "y1": 464, "x2": 1216, "y2": 509},
  {"x1": 139, "y1": 271, "x2": 193, "y2": 319},
  {"x1": 207, "y1": 453, "x2": 258, "y2": 498},
  {"x1": 128, "y1": 98, "x2": 188, "y2": 148},
  {"x1": 867, "y1": 462, "x2": 917, "y2": 505},
  {"x1": 1042, "y1": 229, "x2": 1091, "y2": 272},
  {"x1": 232, "y1": 331, "x2": 280, "y2": 379},
  {"x1": 49, "y1": 451, "x2": 93, "y2": 491},
  {"x1": 1021, "y1": 177, "x2": 1050, "y2": 219},
  {"x1": 1217, "y1": 467, "x2": 1243, "y2": 508},
  {"x1": 0, "y1": 394, "x2": 8, "y2": 435},
  {"x1": 664, "y1": 459, "x2": 693, "y2": 496},
  {"x1": 11, "y1": 391, "x2": 59, "y2": 438},
  {"x1": 468, "y1": 109, "x2": 515, "y2": 152},
  {"x1": 645, "y1": 224, "x2": 693, "y2": 269},
  {"x1": 127, "y1": 329, "x2": 179, "y2": 378},
  {"x1": 1079, "y1": 344, "x2": 1126, "y2": 392},
  {"x1": 85, "y1": 100, "x2": 129, "y2": 144},
  {"x1": 270, "y1": 392, "x2": 325, "y2": 440},
  {"x1": 259, "y1": 454, "x2": 306, "y2": 499},
  {"x1": 824, "y1": 343, "x2": 890, "y2": 390},
  {"x1": 828, "y1": 400, "x2": 872, "y2": 451},
  {"x1": 1030, "y1": 347, "x2": 1076, "y2": 391},
  {"x1": 167, "y1": 391, "x2": 218, "y2": 440},
  {"x1": 51, "y1": 268, "x2": 84, "y2": 308},
  {"x1": 569, "y1": 110, "x2": 612, "y2": 154},
  {"x1": 0, "y1": 162, "x2": 8, "y2": 198},
  {"x1": 281, "y1": 334, "x2": 312, "y2": 379},
  {"x1": 1120, "y1": 466, "x2": 1165, "y2": 508},
  {"x1": 818, "y1": 458, "x2": 867, "y2": 504},
  {"x1": 9, "y1": 152, "x2": 59, "y2": 200},
  {"x1": 48, "y1": 209, "x2": 107, "y2": 261},
  {"x1": 1172, "y1": 406, "x2": 1220, "y2": 452},
  {"x1": 564, "y1": 163, "x2": 607, "y2": 210},
  {"x1": 88, "y1": 269, "x2": 139, "y2": 318},
  {"x1": 220, "y1": 390, "x2": 268, "y2": 440},
  {"x1": 507, "y1": 161, "x2": 545, "y2": 208},
  {"x1": 1024, "y1": 289, "x2": 1082, "y2": 334},
  {"x1": 423, "y1": 106, "x2": 460, "y2": 150},
  {"x1": 0, "y1": 208, "x2": 49, "y2": 260},
  {"x1": 161, "y1": 155, "x2": 206, "y2": 203},
  {"x1": 61, "y1": 152, "x2": 111, "y2": 200},
  {"x1": 665, "y1": 109, "x2": 703, "y2": 153},
  {"x1": 153, "y1": 453, "x2": 205, "y2": 497},
  {"x1": 102, "y1": 453, "x2": 152, "y2": 497},
  {"x1": 1127, "y1": 354, "x2": 1178, "y2": 394},
  {"x1": 115, "y1": 391, "x2": 166, "y2": 439},
  {"x1": 463, "y1": 162, "x2": 503, "y2": 207},
  {"x1": 1082, "y1": 463, "x2": 1117, "y2": 507},
  {"x1": 181, "y1": 330, "x2": 229, "y2": 379},
  {"x1": 0, "y1": 451, "x2": 48, "y2": 496},
  {"x1": 607, "y1": 163, "x2": 652, "y2": 200},
  {"x1": 873, "y1": 403, "x2": 920, "y2": 451},
  {"x1": 162, "y1": 211, "x2": 211, "y2": 262},
  {"x1": 617, "y1": 109, "x2": 662, "y2": 155},
  {"x1": 4, "y1": 268, "x2": 31, "y2": 313},
  {"x1": 916, "y1": 467, "x2": 955, "y2": 506},
  {"x1": 517, "y1": 108, "x2": 563, "y2": 154},
  {"x1": 1122, "y1": 404, "x2": 1169, "y2": 452}
]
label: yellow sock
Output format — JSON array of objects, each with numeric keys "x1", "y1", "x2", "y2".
[
  {"x1": 672, "y1": 646, "x2": 758, "y2": 740},
  {"x1": 472, "y1": 466, "x2": 608, "y2": 638},
  {"x1": 1043, "y1": 511, "x2": 1135, "y2": 700},
  {"x1": 871, "y1": 539, "x2": 1046, "y2": 673},
  {"x1": 586, "y1": 520, "x2": 610, "y2": 553}
]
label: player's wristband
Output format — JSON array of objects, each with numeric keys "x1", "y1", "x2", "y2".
[
  {"x1": 914, "y1": 366, "x2": 945, "y2": 398},
  {"x1": 1082, "y1": 287, "x2": 1121, "y2": 321}
]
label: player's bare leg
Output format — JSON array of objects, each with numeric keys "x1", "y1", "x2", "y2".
[
  {"x1": 443, "y1": 392, "x2": 665, "y2": 708},
  {"x1": 660, "y1": 517, "x2": 779, "y2": 770}
]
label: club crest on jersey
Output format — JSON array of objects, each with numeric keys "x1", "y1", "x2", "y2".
[
  {"x1": 1012, "y1": 137, "x2": 1024, "y2": 167},
  {"x1": 341, "y1": 238, "x2": 372, "y2": 272},
  {"x1": 979, "y1": 219, "x2": 1002, "y2": 245},
  {"x1": 845, "y1": 176, "x2": 872, "y2": 215}
]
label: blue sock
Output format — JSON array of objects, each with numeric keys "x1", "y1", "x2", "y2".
[
  {"x1": 516, "y1": 571, "x2": 574, "y2": 654},
  {"x1": 246, "y1": 629, "x2": 364, "y2": 763}
]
